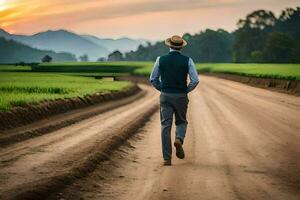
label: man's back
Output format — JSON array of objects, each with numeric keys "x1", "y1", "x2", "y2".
[{"x1": 159, "y1": 51, "x2": 189, "y2": 93}]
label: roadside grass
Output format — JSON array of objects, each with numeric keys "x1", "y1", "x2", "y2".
[
  {"x1": 131, "y1": 62, "x2": 300, "y2": 80},
  {"x1": 0, "y1": 72, "x2": 131, "y2": 111},
  {"x1": 196, "y1": 63, "x2": 300, "y2": 80}
]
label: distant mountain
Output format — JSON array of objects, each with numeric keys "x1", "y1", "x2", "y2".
[
  {"x1": 82, "y1": 35, "x2": 149, "y2": 53},
  {"x1": 0, "y1": 37, "x2": 76, "y2": 63},
  {"x1": 0, "y1": 28, "x2": 150, "y2": 61},
  {"x1": 0, "y1": 29, "x2": 108, "y2": 61},
  {"x1": 0, "y1": 29, "x2": 10, "y2": 38}
]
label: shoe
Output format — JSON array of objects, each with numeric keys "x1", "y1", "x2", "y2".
[
  {"x1": 174, "y1": 138, "x2": 185, "y2": 159},
  {"x1": 163, "y1": 160, "x2": 172, "y2": 166}
]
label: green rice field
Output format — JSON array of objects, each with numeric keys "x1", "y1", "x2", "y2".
[
  {"x1": 0, "y1": 72, "x2": 131, "y2": 111},
  {"x1": 0, "y1": 62, "x2": 299, "y2": 111},
  {"x1": 34, "y1": 62, "x2": 146, "y2": 73},
  {"x1": 0, "y1": 65, "x2": 31, "y2": 72},
  {"x1": 28, "y1": 62, "x2": 300, "y2": 80},
  {"x1": 131, "y1": 62, "x2": 300, "y2": 80}
]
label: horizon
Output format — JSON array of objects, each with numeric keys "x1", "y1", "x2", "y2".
[{"x1": 0, "y1": 0, "x2": 299, "y2": 40}]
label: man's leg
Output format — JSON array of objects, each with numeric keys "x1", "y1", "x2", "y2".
[
  {"x1": 174, "y1": 96, "x2": 189, "y2": 143},
  {"x1": 160, "y1": 97, "x2": 174, "y2": 162},
  {"x1": 173, "y1": 96, "x2": 188, "y2": 159},
  {"x1": 175, "y1": 123, "x2": 187, "y2": 143}
]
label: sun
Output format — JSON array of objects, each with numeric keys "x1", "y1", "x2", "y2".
[{"x1": 0, "y1": 0, "x2": 7, "y2": 11}]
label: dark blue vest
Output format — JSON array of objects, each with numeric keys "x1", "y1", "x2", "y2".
[{"x1": 159, "y1": 51, "x2": 189, "y2": 93}]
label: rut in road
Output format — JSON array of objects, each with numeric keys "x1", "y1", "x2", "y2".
[
  {"x1": 55, "y1": 76, "x2": 300, "y2": 200},
  {"x1": 0, "y1": 84, "x2": 159, "y2": 199}
]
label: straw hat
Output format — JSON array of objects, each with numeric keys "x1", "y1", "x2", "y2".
[{"x1": 165, "y1": 35, "x2": 187, "y2": 49}]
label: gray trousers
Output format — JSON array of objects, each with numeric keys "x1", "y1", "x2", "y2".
[{"x1": 160, "y1": 92, "x2": 189, "y2": 160}]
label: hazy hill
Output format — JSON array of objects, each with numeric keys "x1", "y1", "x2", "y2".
[
  {"x1": 82, "y1": 35, "x2": 148, "y2": 53},
  {"x1": 0, "y1": 37, "x2": 76, "y2": 63},
  {"x1": 0, "y1": 29, "x2": 149, "y2": 61},
  {"x1": 0, "y1": 29, "x2": 10, "y2": 38},
  {"x1": 0, "y1": 29, "x2": 108, "y2": 61}
]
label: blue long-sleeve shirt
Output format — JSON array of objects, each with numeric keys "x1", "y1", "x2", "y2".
[{"x1": 149, "y1": 50, "x2": 199, "y2": 93}]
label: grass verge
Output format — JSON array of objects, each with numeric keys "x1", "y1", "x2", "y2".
[{"x1": 196, "y1": 63, "x2": 300, "y2": 80}]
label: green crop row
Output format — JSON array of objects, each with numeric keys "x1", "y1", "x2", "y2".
[
  {"x1": 0, "y1": 72, "x2": 131, "y2": 111},
  {"x1": 196, "y1": 63, "x2": 300, "y2": 80},
  {"x1": 0, "y1": 65, "x2": 31, "y2": 72},
  {"x1": 1, "y1": 62, "x2": 299, "y2": 110},
  {"x1": 2, "y1": 62, "x2": 300, "y2": 80},
  {"x1": 33, "y1": 62, "x2": 152, "y2": 73},
  {"x1": 126, "y1": 62, "x2": 300, "y2": 80}
]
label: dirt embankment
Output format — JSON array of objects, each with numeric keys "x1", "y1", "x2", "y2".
[
  {"x1": 0, "y1": 85, "x2": 141, "y2": 131},
  {"x1": 203, "y1": 73, "x2": 300, "y2": 96},
  {"x1": 0, "y1": 84, "x2": 159, "y2": 200}
]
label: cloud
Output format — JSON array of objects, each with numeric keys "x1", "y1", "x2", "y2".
[
  {"x1": 34, "y1": 0, "x2": 243, "y2": 21},
  {"x1": 1, "y1": 0, "x2": 243, "y2": 28},
  {"x1": 1, "y1": 0, "x2": 298, "y2": 38},
  {"x1": 7, "y1": 0, "x2": 296, "y2": 27}
]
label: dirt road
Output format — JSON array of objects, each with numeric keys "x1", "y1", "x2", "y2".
[
  {"x1": 1, "y1": 76, "x2": 300, "y2": 200},
  {"x1": 0, "y1": 84, "x2": 158, "y2": 199}
]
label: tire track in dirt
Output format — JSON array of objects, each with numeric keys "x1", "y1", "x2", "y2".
[
  {"x1": 57, "y1": 76, "x2": 300, "y2": 200},
  {"x1": 0, "y1": 86, "x2": 145, "y2": 148},
  {"x1": 0, "y1": 84, "x2": 159, "y2": 200}
]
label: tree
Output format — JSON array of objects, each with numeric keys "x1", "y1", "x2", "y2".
[
  {"x1": 233, "y1": 10, "x2": 276, "y2": 62},
  {"x1": 237, "y1": 10, "x2": 276, "y2": 30},
  {"x1": 233, "y1": 7, "x2": 300, "y2": 63},
  {"x1": 250, "y1": 51, "x2": 263, "y2": 63},
  {"x1": 277, "y1": 7, "x2": 300, "y2": 42},
  {"x1": 97, "y1": 57, "x2": 106, "y2": 62},
  {"x1": 79, "y1": 54, "x2": 89, "y2": 62},
  {"x1": 124, "y1": 29, "x2": 233, "y2": 62},
  {"x1": 182, "y1": 29, "x2": 233, "y2": 62},
  {"x1": 108, "y1": 51, "x2": 123, "y2": 61},
  {"x1": 263, "y1": 32, "x2": 300, "y2": 63},
  {"x1": 15, "y1": 61, "x2": 26, "y2": 66},
  {"x1": 123, "y1": 7, "x2": 300, "y2": 63},
  {"x1": 42, "y1": 55, "x2": 52, "y2": 63}
]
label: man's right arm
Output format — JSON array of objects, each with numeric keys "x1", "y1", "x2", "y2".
[
  {"x1": 149, "y1": 57, "x2": 161, "y2": 91},
  {"x1": 187, "y1": 58, "x2": 199, "y2": 93}
]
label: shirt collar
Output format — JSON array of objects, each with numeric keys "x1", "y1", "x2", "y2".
[{"x1": 169, "y1": 48, "x2": 181, "y2": 53}]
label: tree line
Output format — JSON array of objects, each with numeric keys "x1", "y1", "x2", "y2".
[{"x1": 124, "y1": 7, "x2": 300, "y2": 63}]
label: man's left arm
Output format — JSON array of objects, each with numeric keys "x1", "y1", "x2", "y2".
[
  {"x1": 187, "y1": 58, "x2": 199, "y2": 93},
  {"x1": 149, "y1": 57, "x2": 161, "y2": 91}
]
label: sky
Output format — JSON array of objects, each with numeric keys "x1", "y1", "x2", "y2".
[{"x1": 0, "y1": 0, "x2": 299, "y2": 40}]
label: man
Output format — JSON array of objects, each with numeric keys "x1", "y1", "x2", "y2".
[{"x1": 150, "y1": 35, "x2": 199, "y2": 166}]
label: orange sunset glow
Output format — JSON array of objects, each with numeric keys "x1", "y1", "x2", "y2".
[{"x1": 0, "y1": 0, "x2": 299, "y2": 39}]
